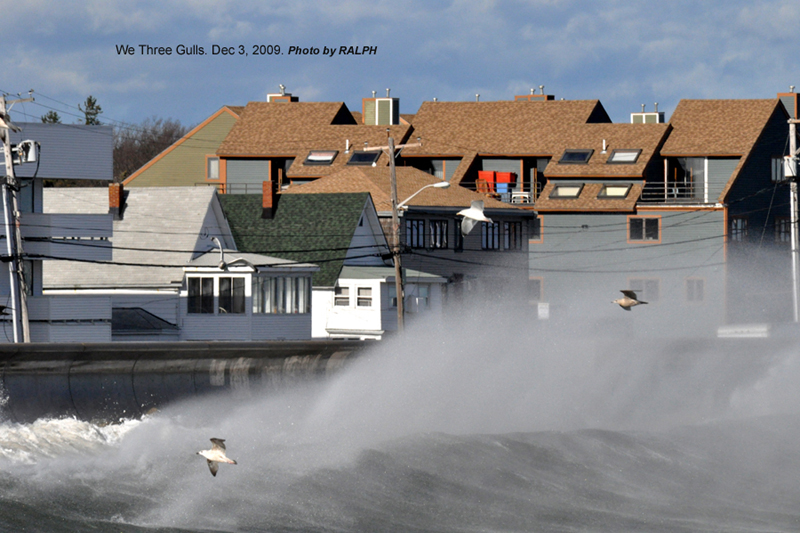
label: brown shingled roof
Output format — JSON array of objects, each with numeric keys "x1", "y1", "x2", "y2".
[
  {"x1": 282, "y1": 166, "x2": 516, "y2": 212},
  {"x1": 401, "y1": 99, "x2": 611, "y2": 157},
  {"x1": 217, "y1": 101, "x2": 411, "y2": 178},
  {"x1": 534, "y1": 182, "x2": 643, "y2": 213},
  {"x1": 544, "y1": 123, "x2": 670, "y2": 178},
  {"x1": 661, "y1": 99, "x2": 784, "y2": 156}
]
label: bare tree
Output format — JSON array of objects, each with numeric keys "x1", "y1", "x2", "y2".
[{"x1": 114, "y1": 117, "x2": 189, "y2": 182}]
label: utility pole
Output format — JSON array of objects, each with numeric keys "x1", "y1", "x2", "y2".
[
  {"x1": 789, "y1": 119, "x2": 800, "y2": 322},
  {"x1": 365, "y1": 137, "x2": 422, "y2": 333},
  {"x1": 0, "y1": 93, "x2": 33, "y2": 342}
]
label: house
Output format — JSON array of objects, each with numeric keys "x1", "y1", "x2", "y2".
[
  {"x1": 216, "y1": 100, "x2": 411, "y2": 192},
  {"x1": 527, "y1": 97, "x2": 792, "y2": 333},
  {"x1": 42, "y1": 186, "x2": 234, "y2": 340},
  {"x1": 1, "y1": 122, "x2": 114, "y2": 342},
  {"x1": 180, "y1": 250, "x2": 318, "y2": 341},
  {"x1": 218, "y1": 186, "x2": 446, "y2": 339},
  {"x1": 122, "y1": 105, "x2": 242, "y2": 188},
  {"x1": 282, "y1": 166, "x2": 536, "y2": 303},
  {"x1": 398, "y1": 95, "x2": 612, "y2": 199}
]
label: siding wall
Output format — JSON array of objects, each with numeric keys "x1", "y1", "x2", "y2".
[
  {"x1": 226, "y1": 160, "x2": 270, "y2": 194},
  {"x1": 707, "y1": 158, "x2": 739, "y2": 202},
  {"x1": 125, "y1": 110, "x2": 238, "y2": 187},
  {"x1": 530, "y1": 210, "x2": 727, "y2": 336}
]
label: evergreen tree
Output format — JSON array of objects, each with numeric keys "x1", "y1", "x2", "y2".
[
  {"x1": 79, "y1": 95, "x2": 102, "y2": 125},
  {"x1": 40, "y1": 110, "x2": 62, "y2": 123}
]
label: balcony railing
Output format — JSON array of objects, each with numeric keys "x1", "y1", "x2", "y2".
[{"x1": 639, "y1": 182, "x2": 704, "y2": 204}]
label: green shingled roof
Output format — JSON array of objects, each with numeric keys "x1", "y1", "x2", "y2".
[{"x1": 219, "y1": 192, "x2": 370, "y2": 287}]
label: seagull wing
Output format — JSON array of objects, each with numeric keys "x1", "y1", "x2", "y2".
[
  {"x1": 207, "y1": 460, "x2": 218, "y2": 477},
  {"x1": 620, "y1": 290, "x2": 638, "y2": 299},
  {"x1": 210, "y1": 438, "x2": 226, "y2": 451}
]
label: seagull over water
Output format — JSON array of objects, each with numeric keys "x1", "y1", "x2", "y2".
[
  {"x1": 613, "y1": 290, "x2": 648, "y2": 311},
  {"x1": 197, "y1": 438, "x2": 237, "y2": 476}
]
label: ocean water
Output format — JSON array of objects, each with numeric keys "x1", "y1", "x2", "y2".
[{"x1": 2, "y1": 318, "x2": 800, "y2": 532}]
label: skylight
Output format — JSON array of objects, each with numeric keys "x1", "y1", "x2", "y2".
[
  {"x1": 549, "y1": 184, "x2": 584, "y2": 198},
  {"x1": 558, "y1": 149, "x2": 593, "y2": 164},
  {"x1": 304, "y1": 150, "x2": 338, "y2": 165},
  {"x1": 598, "y1": 184, "x2": 632, "y2": 198},
  {"x1": 607, "y1": 149, "x2": 641, "y2": 164},
  {"x1": 347, "y1": 151, "x2": 381, "y2": 166}
]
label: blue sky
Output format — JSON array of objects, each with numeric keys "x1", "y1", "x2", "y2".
[{"x1": 2, "y1": 0, "x2": 798, "y2": 130}]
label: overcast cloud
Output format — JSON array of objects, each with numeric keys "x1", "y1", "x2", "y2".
[{"x1": 0, "y1": 0, "x2": 796, "y2": 129}]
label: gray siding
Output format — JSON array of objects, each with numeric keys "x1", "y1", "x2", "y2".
[
  {"x1": 482, "y1": 158, "x2": 521, "y2": 174},
  {"x1": 227, "y1": 160, "x2": 269, "y2": 194},
  {"x1": 3, "y1": 123, "x2": 113, "y2": 181},
  {"x1": 530, "y1": 210, "x2": 727, "y2": 336},
  {"x1": 707, "y1": 158, "x2": 739, "y2": 202}
]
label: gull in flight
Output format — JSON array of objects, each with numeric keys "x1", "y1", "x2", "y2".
[
  {"x1": 197, "y1": 438, "x2": 237, "y2": 476},
  {"x1": 612, "y1": 290, "x2": 648, "y2": 311}
]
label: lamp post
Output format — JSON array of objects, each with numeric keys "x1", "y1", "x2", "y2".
[{"x1": 388, "y1": 140, "x2": 450, "y2": 331}]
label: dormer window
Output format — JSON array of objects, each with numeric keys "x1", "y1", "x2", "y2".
[
  {"x1": 558, "y1": 149, "x2": 593, "y2": 164},
  {"x1": 607, "y1": 149, "x2": 641, "y2": 164},
  {"x1": 347, "y1": 151, "x2": 380, "y2": 166},
  {"x1": 549, "y1": 184, "x2": 584, "y2": 198},
  {"x1": 304, "y1": 150, "x2": 338, "y2": 165},
  {"x1": 597, "y1": 184, "x2": 632, "y2": 198}
]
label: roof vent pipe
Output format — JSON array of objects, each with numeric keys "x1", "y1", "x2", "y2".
[
  {"x1": 531, "y1": 88, "x2": 535, "y2": 95},
  {"x1": 792, "y1": 86, "x2": 796, "y2": 93},
  {"x1": 641, "y1": 104, "x2": 646, "y2": 112},
  {"x1": 346, "y1": 139, "x2": 350, "y2": 153},
  {"x1": 386, "y1": 88, "x2": 390, "y2": 97},
  {"x1": 654, "y1": 102, "x2": 659, "y2": 113},
  {"x1": 539, "y1": 85, "x2": 544, "y2": 95},
  {"x1": 372, "y1": 90, "x2": 376, "y2": 98},
  {"x1": 475, "y1": 94, "x2": 480, "y2": 102},
  {"x1": 279, "y1": 84, "x2": 286, "y2": 96},
  {"x1": 602, "y1": 139, "x2": 607, "y2": 154},
  {"x1": 433, "y1": 97, "x2": 438, "y2": 102}
]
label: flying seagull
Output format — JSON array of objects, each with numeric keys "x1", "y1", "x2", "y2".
[
  {"x1": 197, "y1": 438, "x2": 237, "y2": 477},
  {"x1": 457, "y1": 200, "x2": 493, "y2": 236},
  {"x1": 613, "y1": 290, "x2": 648, "y2": 311}
]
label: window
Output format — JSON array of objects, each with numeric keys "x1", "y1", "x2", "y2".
[
  {"x1": 453, "y1": 217, "x2": 464, "y2": 252},
  {"x1": 528, "y1": 278, "x2": 542, "y2": 302},
  {"x1": 598, "y1": 184, "x2": 632, "y2": 198},
  {"x1": 607, "y1": 149, "x2": 641, "y2": 164},
  {"x1": 549, "y1": 184, "x2": 584, "y2": 199},
  {"x1": 252, "y1": 276, "x2": 310, "y2": 314},
  {"x1": 304, "y1": 150, "x2": 338, "y2": 166},
  {"x1": 347, "y1": 151, "x2": 380, "y2": 166},
  {"x1": 334, "y1": 286, "x2": 350, "y2": 306},
  {"x1": 772, "y1": 156, "x2": 787, "y2": 183},
  {"x1": 417, "y1": 286, "x2": 429, "y2": 309},
  {"x1": 776, "y1": 217, "x2": 791, "y2": 243},
  {"x1": 531, "y1": 217, "x2": 542, "y2": 242},
  {"x1": 629, "y1": 217, "x2": 659, "y2": 242},
  {"x1": 429, "y1": 220, "x2": 449, "y2": 249},
  {"x1": 357, "y1": 287, "x2": 372, "y2": 307},
  {"x1": 188, "y1": 277, "x2": 214, "y2": 314},
  {"x1": 730, "y1": 217, "x2": 748, "y2": 242},
  {"x1": 406, "y1": 219, "x2": 425, "y2": 248},
  {"x1": 482, "y1": 222, "x2": 500, "y2": 250},
  {"x1": 629, "y1": 279, "x2": 660, "y2": 302},
  {"x1": 207, "y1": 157, "x2": 220, "y2": 180},
  {"x1": 686, "y1": 278, "x2": 704, "y2": 302},
  {"x1": 558, "y1": 149, "x2": 593, "y2": 164},
  {"x1": 218, "y1": 277, "x2": 245, "y2": 314},
  {"x1": 504, "y1": 221, "x2": 523, "y2": 250}
]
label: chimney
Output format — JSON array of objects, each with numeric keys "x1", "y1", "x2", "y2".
[
  {"x1": 262, "y1": 180, "x2": 279, "y2": 219},
  {"x1": 109, "y1": 183, "x2": 125, "y2": 220}
]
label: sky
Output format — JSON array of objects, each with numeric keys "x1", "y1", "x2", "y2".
[{"x1": 1, "y1": 0, "x2": 798, "y2": 131}]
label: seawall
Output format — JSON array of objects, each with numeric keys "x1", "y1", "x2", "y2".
[{"x1": 0, "y1": 340, "x2": 371, "y2": 423}]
